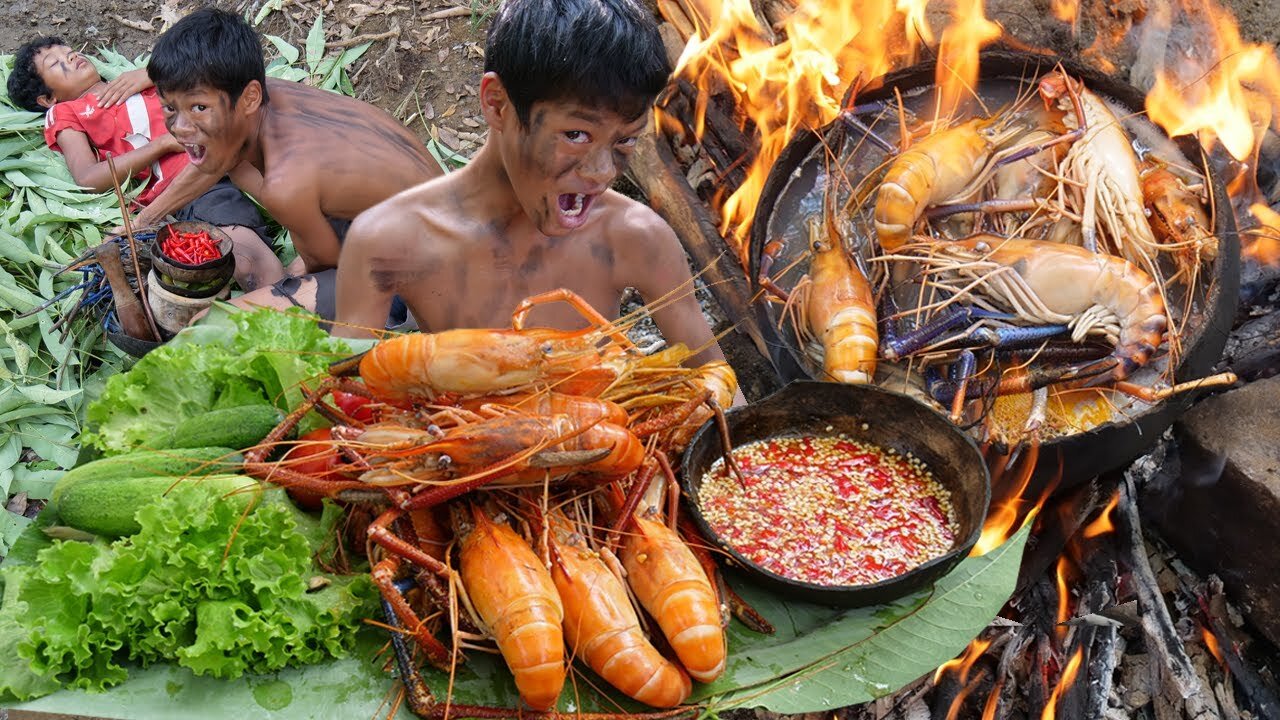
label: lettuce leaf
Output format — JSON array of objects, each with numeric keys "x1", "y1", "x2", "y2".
[
  {"x1": 81, "y1": 309, "x2": 349, "y2": 455},
  {"x1": 0, "y1": 483, "x2": 376, "y2": 701}
]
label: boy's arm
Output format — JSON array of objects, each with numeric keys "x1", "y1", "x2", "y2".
[
  {"x1": 132, "y1": 163, "x2": 222, "y2": 228},
  {"x1": 332, "y1": 215, "x2": 397, "y2": 338},
  {"x1": 97, "y1": 68, "x2": 153, "y2": 108},
  {"x1": 625, "y1": 215, "x2": 748, "y2": 406},
  {"x1": 56, "y1": 128, "x2": 183, "y2": 194},
  {"x1": 623, "y1": 209, "x2": 724, "y2": 365},
  {"x1": 271, "y1": 202, "x2": 343, "y2": 274}
]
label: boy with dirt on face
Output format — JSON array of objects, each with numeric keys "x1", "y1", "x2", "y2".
[
  {"x1": 139, "y1": 8, "x2": 443, "y2": 322},
  {"x1": 334, "y1": 0, "x2": 741, "y2": 385},
  {"x1": 6, "y1": 37, "x2": 284, "y2": 292}
]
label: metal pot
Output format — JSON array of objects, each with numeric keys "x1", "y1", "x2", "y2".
[
  {"x1": 681, "y1": 380, "x2": 990, "y2": 607},
  {"x1": 746, "y1": 49, "x2": 1239, "y2": 490}
]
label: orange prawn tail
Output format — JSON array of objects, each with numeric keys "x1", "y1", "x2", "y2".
[
  {"x1": 549, "y1": 513, "x2": 692, "y2": 708},
  {"x1": 621, "y1": 514, "x2": 726, "y2": 683},
  {"x1": 806, "y1": 222, "x2": 878, "y2": 384},
  {"x1": 873, "y1": 119, "x2": 989, "y2": 253},
  {"x1": 694, "y1": 361, "x2": 738, "y2": 409},
  {"x1": 458, "y1": 505, "x2": 566, "y2": 711}
]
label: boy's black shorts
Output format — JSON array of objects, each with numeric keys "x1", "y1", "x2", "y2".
[
  {"x1": 270, "y1": 269, "x2": 412, "y2": 331},
  {"x1": 171, "y1": 178, "x2": 276, "y2": 254}
]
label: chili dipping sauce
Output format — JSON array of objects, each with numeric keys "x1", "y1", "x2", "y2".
[{"x1": 698, "y1": 434, "x2": 956, "y2": 586}]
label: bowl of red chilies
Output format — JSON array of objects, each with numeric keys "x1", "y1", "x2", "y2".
[{"x1": 149, "y1": 222, "x2": 235, "y2": 297}]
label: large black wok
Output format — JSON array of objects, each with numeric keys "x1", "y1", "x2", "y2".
[{"x1": 746, "y1": 49, "x2": 1239, "y2": 490}]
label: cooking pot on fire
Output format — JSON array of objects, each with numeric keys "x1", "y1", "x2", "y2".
[{"x1": 746, "y1": 49, "x2": 1240, "y2": 490}]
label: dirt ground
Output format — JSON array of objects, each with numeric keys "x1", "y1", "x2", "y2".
[
  {"x1": 4, "y1": 0, "x2": 1279, "y2": 157},
  {"x1": 0, "y1": 0, "x2": 495, "y2": 156}
]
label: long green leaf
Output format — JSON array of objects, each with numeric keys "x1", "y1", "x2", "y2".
[
  {"x1": 265, "y1": 35, "x2": 300, "y2": 65},
  {"x1": 708, "y1": 523, "x2": 1030, "y2": 713},
  {"x1": 305, "y1": 15, "x2": 326, "y2": 73}
]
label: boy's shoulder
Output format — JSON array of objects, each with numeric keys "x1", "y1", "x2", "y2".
[
  {"x1": 593, "y1": 189, "x2": 675, "y2": 243},
  {"x1": 345, "y1": 175, "x2": 459, "y2": 246}
]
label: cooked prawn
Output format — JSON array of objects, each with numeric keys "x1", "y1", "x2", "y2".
[
  {"x1": 547, "y1": 510, "x2": 692, "y2": 708},
  {"x1": 620, "y1": 511, "x2": 726, "y2": 683},
  {"x1": 911, "y1": 235, "x2": 1167, "y2": 381},
  {"x1": 457, "y1": 504, "x2": 566, "y2": 711},
  {"x1": 799, "y1": 218, "x2": 878, "y2": 384}
]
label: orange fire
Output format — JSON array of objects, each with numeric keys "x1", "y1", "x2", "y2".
[
  {"x1": 1049, "y1": 0, "x2": 1078, "y2": 26},
  {"x1": 1143, "y1": 0, "x2": 1280, "y2": 163},
  {"x1": 934, "y1": 0, "x2": 1002, "y2": 120},
  {"x1": 973, "y1": 444, "x2": 1058, "y2": 555},
  {"x1": 1040, "y1": 648, "x2": 1084, "y2": 720},
  {"x1": 1054, "y1": 555, "x2": 1073, "y2": 632},
  {"x1": 1082, "y1": 491, "x2": 1119, "y2": 538},
  {"x1": 1247, "y1": 204, "x2": 1280, "y2": 265},
  {"x1": 663, "y1": 0, "x2": 977, "y2": 263},
  {"x1": 933, "y1": 636, "x2": 992, "y2": 684},
  {"x1": 933, "y1": 636, "x2": 993, "y2": 720},
  {"x1": 1202, "y1": 625, "x2": 1228, "y2": 668},
  {"x1": 1143, "y1": 0, "x2": 1280, "y2": 263}
]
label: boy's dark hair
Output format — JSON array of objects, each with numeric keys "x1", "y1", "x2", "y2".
[
  {"x1": 148, "y1": 8, "x2": 268, "y2": 106},
  {"x1": 484, "y1": 0, "x2": 671, "y2": 126},
  {"x1": 7, "y1": 36, "x2": 66, "y2": 112}
]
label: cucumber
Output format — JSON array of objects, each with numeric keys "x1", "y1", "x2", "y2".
[
  {"x1": 162, "y1": 405, "x2": 286, "y2": 451},
  {"x1": 50, "y1": 446, "x2": 242, "y2": 506},
  {"x1": 56, "y1": 474, "x2": 265, "y2": 537}
]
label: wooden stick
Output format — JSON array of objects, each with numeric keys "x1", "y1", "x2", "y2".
[
  {"x1": 105, "y1": 153, "x2": 161, "y2": 341},
  {"x1": 1120, "y1": 475, "x2": 1222, "y2": 720},
  {"x1": 628, "y1": 130, "x2": 769, "y2": 357},
  {"x1": 326, "y1": 24, "x2": 399, "y2": 48}
]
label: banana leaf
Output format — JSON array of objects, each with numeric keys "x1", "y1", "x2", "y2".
[{"x1": 2, "y1": 519, "x2": 1027, "y2": 718}]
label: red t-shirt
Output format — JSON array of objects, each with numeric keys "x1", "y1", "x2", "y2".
[{"x1": 43, "y1": 87, "x2": 188, "y2": 206}]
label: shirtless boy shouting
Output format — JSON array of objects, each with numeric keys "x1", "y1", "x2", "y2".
[
  {"x1": 138, "y1": 8, "x2": 443, "y2": 319},
  {"x1": 335, "y1": 0, "x2": 733, "y2": 371}
]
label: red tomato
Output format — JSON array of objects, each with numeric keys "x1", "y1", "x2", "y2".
[
  {"x1": 281, "y1": 427, "x2": 341, "y2": 510},
  {"x1": 331, "y1": 390, "x2": 376, "y2": 423}
]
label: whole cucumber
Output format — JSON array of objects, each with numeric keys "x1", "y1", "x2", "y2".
[
  {"x1": 161, "y1": 405, "x2": 285, "y2": 451},
  {"x1": 51, "y1": 446, "x2": 242, "y2": 506},
  {"x1": 56, "y1": 474, "x2": 265, "y2": 537}
]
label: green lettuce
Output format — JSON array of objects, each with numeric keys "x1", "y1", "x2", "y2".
[
  {"x1": 82, "y1": 309, "x2": 349, "y2": 455},
  {"x1": 0, "y1": 484, "x2": 377, "y2": 701}
]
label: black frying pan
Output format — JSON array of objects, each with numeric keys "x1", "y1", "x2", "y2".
[{"x1": 681, "y1": 380, "x2": 990, "y2": 606}]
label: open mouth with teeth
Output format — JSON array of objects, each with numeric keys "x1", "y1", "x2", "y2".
[
  {"x1": 184, "y1": 143, "x2": 207, "y2": 165},
  {"x1": 557, "y1": 192, "x2": 594, "y2": 228}
]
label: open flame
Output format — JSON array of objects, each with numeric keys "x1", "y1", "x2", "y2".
[
  {"x1": 973, "y1": 445, "x2": 1059, "y2": 555},
  {"x1": 1143, "y1": 0, "x2": 1280, "y2": 163},
  {"x1": 662, "y1": 0, "x2": 1280, "y2": 267},
  {"x1": 1141, "y1": 0, "x2": 1280, "y2": 263},
  {"x1": 933, "y1": 636, "x2": 993, "y2": 720},
  {"x1": 1053, "y1": 555, "x2": 1074, "y2": 640},
  {"x1": 1246, "y1": 203, "x2": 1280, "y2": 265},
  {"x1": 1049, "y1": 0, "x2": 1078, "y2": 27},
  {"x1": 1082, "y1": 491, "x2": 1119, "y2": 538},
  {"x1": 1202, "y1": 625, "x2": 1228, "y2": 669},
  {"x1": 934, "y1": 0, "x2": 1002, "y2": 120},
  {"x1": 1040, "y1": 648, "x2": 1084, "y2": 720},
  {"x1": 663, "y1": 0, "x2": 986, "y2": 263}
]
